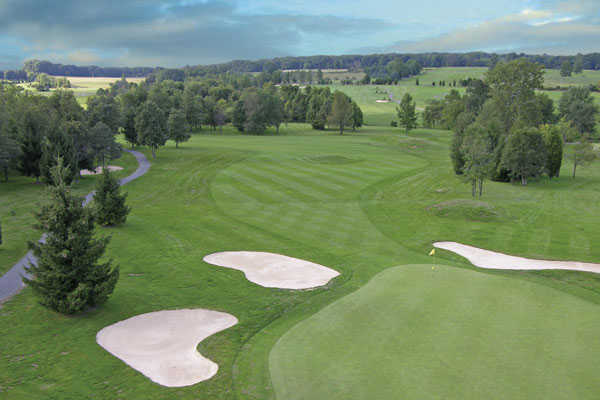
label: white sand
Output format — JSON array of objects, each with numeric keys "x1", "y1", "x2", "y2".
[
  {"x1": 375, "y1": 100, "x2": 389, "y2": 103},
  {"x1": 96, "y1": 309, "x2": 238, "y2": 387},
  {"x1": 203, "y1": 252, "x2": 340, "y2": 289},
  {"x1": 80, "y1": 166, "x2": 124, "y2": 176},
  {"x1": 434, "y1": 242, "x2": 600, "y2": 274}
]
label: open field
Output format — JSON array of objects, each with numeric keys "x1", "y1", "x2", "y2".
[
  {"x1": 17, "y1": 76, "x2": 146, "y2": 106},
  {"x1": 2, "y1": 120, "x2": 600, "y2": 398},
  {"x1": 327, "y1": 66, "x2": 600, "y2": 127}
]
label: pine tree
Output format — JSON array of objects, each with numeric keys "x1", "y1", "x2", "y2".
[
  {"x1": 540, "y1": 124, "x2": 563, "y2": 178},
  {"x1": 94, "y1": 168, "x2": 131, "y2": 226},
  {"x1": 25, "y1": 158, "x2": 119, "y2": 314}
]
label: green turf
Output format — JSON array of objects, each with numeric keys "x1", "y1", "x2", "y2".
[
  {"x1": 270, "y1": 264, "x2": 600, "y2": 400},
  {"x1": 0, "y1": 154, "x2": 138, "y2": 275},
  {"x1": 2, "y1": 68, "x2": 600, "y2": 399}
]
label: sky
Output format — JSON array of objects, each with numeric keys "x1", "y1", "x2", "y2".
[{"x1": 0, "y1": 0, "x2": 598, "y2": 69}]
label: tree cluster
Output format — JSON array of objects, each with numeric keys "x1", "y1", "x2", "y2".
[
  {"x1": 0, "y1": 85, "x2": 122, "y2": 184},
  {"x1": 436, "y1": 59, "x2": 597, "y2": 193}
]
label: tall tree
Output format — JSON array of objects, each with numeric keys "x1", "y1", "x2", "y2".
[
  {"x1": 17, "y1": 105, "x2": 46, "y2": 182},
  {"x1": 540, "y1": 124, "x2": 563, "y2": 178},
  {"x1": 569, "y1": 135, "x2": 596, "y2": 179},
  {"x1": 486, "y1": 59, "x2": 544, "y2": 131},
  {"x1": 573, "y1": 54, "x2": 584, "y2": 74},
  {"x1": 328, "y1": 91, "x2": 353, "y2": 135},
  {"x1": 87, "y1": 93, "x2": 121, "y2": 133},
  {"x1": 397, "y1": 93, "x2": 417, "y2": 133},
  {"x1": 167, "y1": 108, "x2": 190, "y2": 148},
  {"x1": 93, "y1": 168, "x2": 130, "y2": 226},
  {"x1": 135, "y1": 101, "x2": 167, "y2": 158},
  {"x1": 558, "y1": 87, "x2": 598, "y2": 136},
  {"x1": 461, "y1": 123, "x2": 494, "y2": 197},
  {"x1": 351, "y1": 102, "x2": 363, "y2": 131},
  {"x1": 560, "y1": 60, "x2": 573, "y2": 77},
  {"x1": 500, "y1": 128, "x2": 547, "y2": 185},
  {"x1": 89, "y1": 122, "x2": 121, "y2": 168},
  {"x1": 24, "y1": 159, "x2": 119, "y2": 314},
  {"x1": 40, "y1": 122, "x2": 77, "y2": 184}
]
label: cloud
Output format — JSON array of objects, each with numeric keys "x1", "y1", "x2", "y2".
[
  {"x1": 0, "y1": 0, "x2": 393, "y2": 68},
  {"x1": 388, "y1": 5, "x2": 600, "y2": 54}
]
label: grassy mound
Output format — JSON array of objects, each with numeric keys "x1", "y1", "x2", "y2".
[{"x1": 427, "y1": 199, "x2": 504, "y2": 221}]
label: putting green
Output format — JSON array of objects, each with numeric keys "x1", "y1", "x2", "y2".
[{"x1": 270, "y1": 264, "x2": 600, "y2": 400}]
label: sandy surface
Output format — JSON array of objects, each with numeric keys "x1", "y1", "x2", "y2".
[
  {"x1": 96, "y1": 309, "x2": 238, "y2": 387},
  {"x1": 80, "y1": 165, "x2": 124, "y2": 176},
  {"x1": 375, "y1": 99, "x2": 390, "y2": 103},
  {"x1": 434, "y1": 242, "x2": 600, "y2": 274},
  {"x1": 203, "y1": 252, "x2": 340, "y2": 289}
]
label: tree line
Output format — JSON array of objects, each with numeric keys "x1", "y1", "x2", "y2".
[{"x1": 4, "y1": 52, "x2": 600, "y2": 83}]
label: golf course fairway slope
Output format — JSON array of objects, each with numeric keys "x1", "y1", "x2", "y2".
[{"x1": 270, "y1": 264, "x2": 600, "y2": 400}]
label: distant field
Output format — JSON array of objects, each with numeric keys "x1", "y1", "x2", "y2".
[
  {"x1": 17, "y1": 76, "x2": 146, "y2": 106},
  {"x1": 543, "y1": 69, "x2": 600, "y2": 87},
  {"x1": 329, "y1": 67, "x2": 600, "y2": 127}
]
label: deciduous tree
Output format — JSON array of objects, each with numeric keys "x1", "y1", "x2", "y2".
[{"x1": 397, "y1": 93, "x2": 417, "y2": 133}]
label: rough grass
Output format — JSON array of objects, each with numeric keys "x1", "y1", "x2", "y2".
[
  {"x1": 0, "y1": 154, "x2": 138, "y2": 275},
  {"x1": 426, "y1": 199, "x2": 504, "y2": 221}
]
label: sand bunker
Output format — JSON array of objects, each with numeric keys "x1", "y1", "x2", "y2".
[
  {"x1": 434, "y1": 242, "x2": 600, "y2": 274},
  {"x1": 375, "y1": 99, "x2": 390, "y2": 103},
  {"x1": 203, "y1": 252, "x2": 340, "y2": 289},
  {"x1": 97, "y1": 309, "x2": 238, "y2": 387},
  {"x1": 80, "y1": 166, "x2": 124, "y2": 176}
]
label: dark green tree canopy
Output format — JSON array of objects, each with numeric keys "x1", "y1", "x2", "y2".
[{"x1": 25, "y1": 159, "x2": 119, "y2": 314}]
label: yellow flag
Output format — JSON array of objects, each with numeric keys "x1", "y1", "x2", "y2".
[{"x1": 429, "y1": 248, "x2": 435, "y2": 256}]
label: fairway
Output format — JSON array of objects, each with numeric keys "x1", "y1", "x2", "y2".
[
  {"x1": 2, "y1": 125, "x2": 600, "y2": 398},
  {"x1": 270, "y1": 264, "x2": 600, "y2": 400}
]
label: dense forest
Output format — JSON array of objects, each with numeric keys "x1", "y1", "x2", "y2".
[{"x1": 3, "y1": 52, "x2": 600, "y2": 82}]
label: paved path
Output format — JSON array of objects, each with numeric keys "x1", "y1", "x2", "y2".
[{"x1": 0, "y1": 149, "x2": 150, "y2": 304}]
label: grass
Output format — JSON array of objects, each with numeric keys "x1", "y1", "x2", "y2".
[
  {"x1": 327, "y1": 66, "x2": 600, "y2": 129},
  {"x1": 0, "y1": 154, "x2": 138, "y2": 275},
  {"x1": 17, "y1": 76, "x2": 145, "y2": 107},
  {"x1": 271, "y1": 264, "x2": 600, "y2": 400},
  {"x1": 2, "y1": 67, "x2": 600, "y2": 399}
]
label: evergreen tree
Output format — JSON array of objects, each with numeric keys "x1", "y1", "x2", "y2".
[
  {"x1": 397, "y1": 93, "x2": 417, "y2": 133},
  {"x1": 89, "y1": 122, "x2": 121, "y2": 168},
  {"x1": 25, "y1": 158, "x2": 119, "y2": 314},
  {"x1": 40, "y1": 123, "x2": 77, "y2": 184},
  {"x1": 94, "y1": 168, "x2": 130, "y2": 226},
  {"x1": 540, "y1": 124, "x2": 563, "y2": 178},
  {"x1": 232, "y1": 100, "x2": 246, "y2": 132},
  {"x1": 167, "y1": 108, "x2": 190, "y2": 148},
  {"x1": 17, "y1": 106, "x2": 46, "y2": 182}
]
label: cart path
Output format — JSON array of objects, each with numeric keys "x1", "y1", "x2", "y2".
[{"x1": 0, "y1": 149, "x2": 150, "y2": 304}]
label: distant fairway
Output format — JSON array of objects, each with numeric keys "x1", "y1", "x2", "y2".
[{"x1": 271, "y1": 264, "x2": 600, "y2": 400}]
